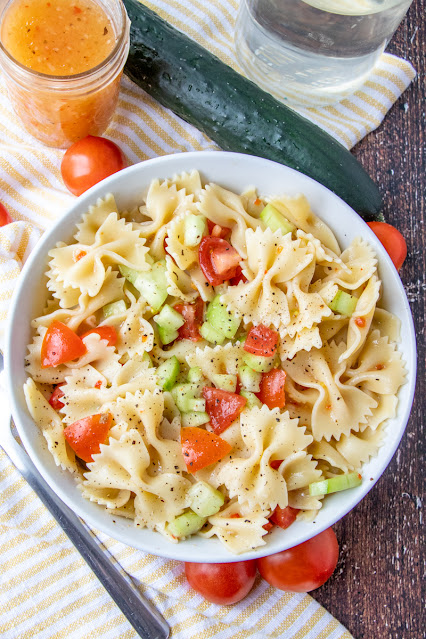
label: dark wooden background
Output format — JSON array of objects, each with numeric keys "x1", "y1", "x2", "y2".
[{"x1": 313, "y1": 2, "x2": 425, "y2": 638}]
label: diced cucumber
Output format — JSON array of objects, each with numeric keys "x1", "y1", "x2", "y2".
[
  {"x1": 243, "y1": 351, "x2": 278, "y2": 373},
  {"x1": 102, "y1": 299, "x2": 127, "y2": 319},
  {"x1": 211, "y1": 373, "x2": 237, "y2": 393},
  {"x1": 200, "y1": 321, "x2": 226, "y2": 345},
  {"x1": 181, "y1": 411, "x2": 210, "y2": 427},
  {"x1": 328, "y1": 290, "x2": 358, "y2": 316},
  {"x1": 142, "y1": 351, "x2": 153, "y2": 366},
  {"x1": 260, "y1": 203, "x2": 296, "y2": 235},
  {"x1": 134, "y1": 260, "x2": 168, "y2": 312},
  {"x1": 309, "y1": 472, "x2": 362, "y2": 496},
  {"x1": 206, "y1": 295, "x2": 240, "y2": 339},
  {"x1": 187, "y1": 397, "x2": 206, "y2": 412},
  {"x1": 167, "y1": 510, "x2": 207, "y2": 538},
  {"x1": 238, "y1": 365, "x2": 262, "y2": 392},
  {"x1": 240, "y1": 390, "x2": 262, "y2": 409},
  {"x1": 187, "y1": 366, "x2": 204, "y2": 383},
  {"x1": 184, "y1": 214, "x2": 207, "y2": 247},
  {"x1": 157, "y1": 324, "x2": 179, "y2": 345},
  {"x1": 154, "y1": 304, "x2": 185, "y2": 331},
  {"x1": 188, "y1": 481, "x2": 225, "y2": 517},
  {"x1": 171, "y1": 383, "x2": 203, "y2": 412},
  {"x1": 156, "y1": 356, "x2": 180, "y2": 391},
  {"x1": 119, "y1": 264, "x2": 142, "y2": 286}
]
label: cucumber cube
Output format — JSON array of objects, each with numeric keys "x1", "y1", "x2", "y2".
[
  {"x1": 156, "y1": 356, "x2": 180, "y2": 391},
  {"x1": 240, "y1": 390, "x2": 262, "y2": 409},
  {"x1": 171, "y1": 383, "x2": 203, "y2": 412},
  {"x1": 200, "y1": 321, "x2": 226, "y2": 345},
  {"x1": 238, "y1": 365, "x2": 262, "y2": 392},
  {"x1": 157, "y1": 324, "x2": 179, "y2": 345},
  {"x1": 210, "y1": 373, "x2": 237, "y2": 393},
  {"x1": 206, "y1": 295, "x2": 240, "y2": 339},
  {"x1": 102, "y1": 299, "x2": 127, "y2": 319},
  {"x1": 243, "y1": 351, "x2": 278, "y2": 373},
  {"x1": 187, "y1": 397, "x2": 206, "y2": 412},
  {"x1": 181, "y1": 411, "x2": 210, "y2": 427},
  {"x1": 260, "y1": 203, "x2": 296, "y2": 235},
  {"x1": 328, "y1": 290, "x2": 358, "y2": 316},
  {"x1": 167, "y1": 510, "x2": 207, "y2": 538},
  {"x1": 134, "y1": 260, "x2": 168, "y2": 312},
  {"x1": 184, "y1": 214, "x2": 207, "y2": 247},
  {"x1": 119, "y1": 264, "x2": 142, "y2": 286},
  {"x1": 309, "y1": 472, "x2": 362, "y2": 496},
  {"x1": 188, "y1": 481, "x2": 225, "y2": 517},
  {"x1": 187, "y1": 366, "x2": 204, "y2": 383},
  {"x1": 154, "y1": 304, "x2": 185, "y2": 331}
]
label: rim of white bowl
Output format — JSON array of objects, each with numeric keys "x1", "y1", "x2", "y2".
[{"x1": 4, "y1": 151, "x2": 417, "y2": 562}]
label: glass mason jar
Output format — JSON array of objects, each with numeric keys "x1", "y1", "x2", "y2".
[{"x1": 0, "y1": 0, "x2": 130, "y2": 148}]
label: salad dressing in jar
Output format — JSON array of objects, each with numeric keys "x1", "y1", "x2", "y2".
[{"x1": 0, "y1": 0, "x2": 130, "y2": 147}]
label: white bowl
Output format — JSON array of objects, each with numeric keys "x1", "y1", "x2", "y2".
[{"x1": 4, "y1": 151, "x2": 417, "y2": 562}]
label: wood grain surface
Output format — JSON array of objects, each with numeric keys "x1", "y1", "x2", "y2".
[{"x1": 313, "y1": 2, "x2": 425, "y2": 638}]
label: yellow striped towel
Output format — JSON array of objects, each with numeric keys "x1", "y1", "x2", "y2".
[{"x1": 0, "y1": 0, "x2": 415, "y2": 638}]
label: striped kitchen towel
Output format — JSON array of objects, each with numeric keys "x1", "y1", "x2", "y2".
[{"x1": 0, "y1": 0, "x2": 415, "y2": 637}]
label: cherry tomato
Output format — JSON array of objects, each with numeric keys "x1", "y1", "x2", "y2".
[
  {"x1": 185, "y1": 560, "x2": 257, "y2": 605},
  {"x1": 64, "y1": 413, "x2": 112, "y2": 462},
  {"x1": 367, "y1": 222, "x2": 407, "y2": 270},
  {"x1": 61, "y1": 135, "x2": 127, "y2": 196},
  {"x1": 202, "y1": 387, "x2": 247, "y2": 434},
  {"x1": 0, "y1": 202, "x2": 13, "y2": 226},
  {"x1": 269, "y1": 506, "x2": 300, "y2": 530},
  {"x1": 41, "y1": 321, "x2": 86, "y2": 368},
  {"x1": 174, "y1": 298, "x2": 204, "y2": 342},
  {"x1": 256, "y1": 369, "x2": 286, "y2": 409},
  {"x1": 198, "y1": 236, "x2": 241, "y2": 286},
  {"x1": 244, "y1": 324, "x2": 279, "y2": 357},
  {"x1": 206, "y1": 219, "x2": 231, "y2": 239},
  {"x1": 181, "y1": 426, "x2": 232, "y2": 473},
  {"x1": 81, "y1": 325, "x2": 118, "y2": 347},
  {"x1": 257, "y1": 527, "x2": 339, "y2": 592},
  {"x1": 48, "y1": 384, "x2": 65, "y2": 410}
]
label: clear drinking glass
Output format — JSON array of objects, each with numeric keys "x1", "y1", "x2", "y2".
[
  {"x1": 0, "y1": 0, "x2": 130, "y2": 148},
  {"x1": 234, "y1": 0, "x2": 413, "y2": 106}
]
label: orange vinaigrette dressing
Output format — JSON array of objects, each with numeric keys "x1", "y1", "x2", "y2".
[
  {"x1": 0, "y1": 0, "x2": 129, "y2": 147},
  {"x1": 2, "y1": 0, "x2": 115, "y2": 75}
]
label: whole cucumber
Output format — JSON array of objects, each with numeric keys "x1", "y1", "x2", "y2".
[{"x1": 123, "y1": 0, "x2": 382, "y2": 220}]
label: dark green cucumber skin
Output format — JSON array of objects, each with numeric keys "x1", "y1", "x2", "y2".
[{"x1": 123, "y1": 0, "x2": 382, "y2": 220}]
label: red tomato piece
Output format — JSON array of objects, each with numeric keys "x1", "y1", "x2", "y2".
[
  {"x1": 41, "y1": 321, "x2": 87, "y2": 368},
  {"x1": 48, "y1": 384, "x2": 65, "y2": 410},
  {"x1": 228, "y1": 265, "x2": 248, "y2": 286},
  {"x1": 64, "y1": 413, "x2": 112, "y2": 462},
  {"x1": 244, "y1": 324, "x2": 279, "y2": 357},
  {"x1": 256, "y1": 369, "x2": 286, "y2": 409},
  {"x1": 185, "y1": 560, "x2": 257, "y2": 605},
  {"x1": 61, "y1": 135, "x2": 127, "y2": 196},
  {"x1": 257, "y1": 527, "x2": 339, "y2": 592},
  {"x1": 0, "y1": 202, "x2": 13, "y2": 226},
  {"x1": 269, "y1": 506, "x2": 300, "y2": 530},
  {"x1": 174, "y1": 298, "x2": 204, "y2": 342},
  {"x1": 81, "y1": 325, "x2": 117, "y2": 347},
  {"x1": 367, "y1": 222, "x2": 407, "y2": 271},
  {"x1": 181, "y1": 426, "x2": 232, "y2": 473},
  {"x1": 202, "y1": 387, "x2": 247, "y2": 434},
  {"x1": 198, "y1": 236, "x2": 242, "y2": 286},
  {"x1": 206, "y1": 219, "x2": 231, "y2": 239}
]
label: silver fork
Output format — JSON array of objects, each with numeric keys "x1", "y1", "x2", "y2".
[{"x1": 0, "y1": 355, "x2": 169, "y2": 639}]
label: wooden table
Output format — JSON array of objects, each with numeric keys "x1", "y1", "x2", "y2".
[{"x1": 313, "y1": 2, "x2": 425, "y2": 638}]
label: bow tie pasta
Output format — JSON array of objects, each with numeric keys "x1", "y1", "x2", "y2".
[{"x1": 24, "y1": 171, "x2": 406, "y2": 554}]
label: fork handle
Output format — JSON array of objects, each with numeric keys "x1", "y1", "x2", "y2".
[{"x1": 4, "y1": 425, "x2": 169, "y2": 639}]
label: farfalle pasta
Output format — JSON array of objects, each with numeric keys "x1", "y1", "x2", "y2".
[{"x1": 23, "y1": 171, "x2": 406, "y2": 554}]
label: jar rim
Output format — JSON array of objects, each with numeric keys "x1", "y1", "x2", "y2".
[{"x1": 0, "y1": 0, "x2": 130, "y2": 83}]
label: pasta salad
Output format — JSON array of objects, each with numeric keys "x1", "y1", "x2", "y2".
[{"x1": 23, "y1": 170, "x2": 406, "y2": 554}]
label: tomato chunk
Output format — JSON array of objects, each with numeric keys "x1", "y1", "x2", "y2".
[
  {"x1": 257, "y1": 369, "x2": 286, "y2": 409},
  {"x1": 64, "y1": 413, "x2": 112, "y2": 462},
  {"x1": 0, "y1": 202, "x2": 13, "y2": 226},
  {"x1": 269, "y1": 506, "x2": 300, "y2": 530},
  {"x1": 203, "y1": 387, "x2": 247, "y2": 434},
  {"x1": 367, "y1": 222, "x2": 407, "y2": 271},
  {"x1": 41, "y1": 321, "x2": 87, "y2": 368},
  {"x1": 81, "y1": 325, "x2": 118, "y2": 347},
  {"x1": 228, "y1": 265, "x2": 248, "y2": 286},
  {"x1": 174, "y1": 298, "x2": 204, "y2": 342},
  {"x1": 48, "y1": 384, "x2": 65, "y2": 410},
  {"x1": 181, "y1": 426, "x2": 232, "y2": 472},
  {"x1": 244, "y1": 324, "x2": 279, "y2": 357},
  {"x1": 206, "y1": 219, "x2": 231, "y2": 239},
  {"x1": 198, "y1": 236, "x2": 241, "y2": 286}
]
